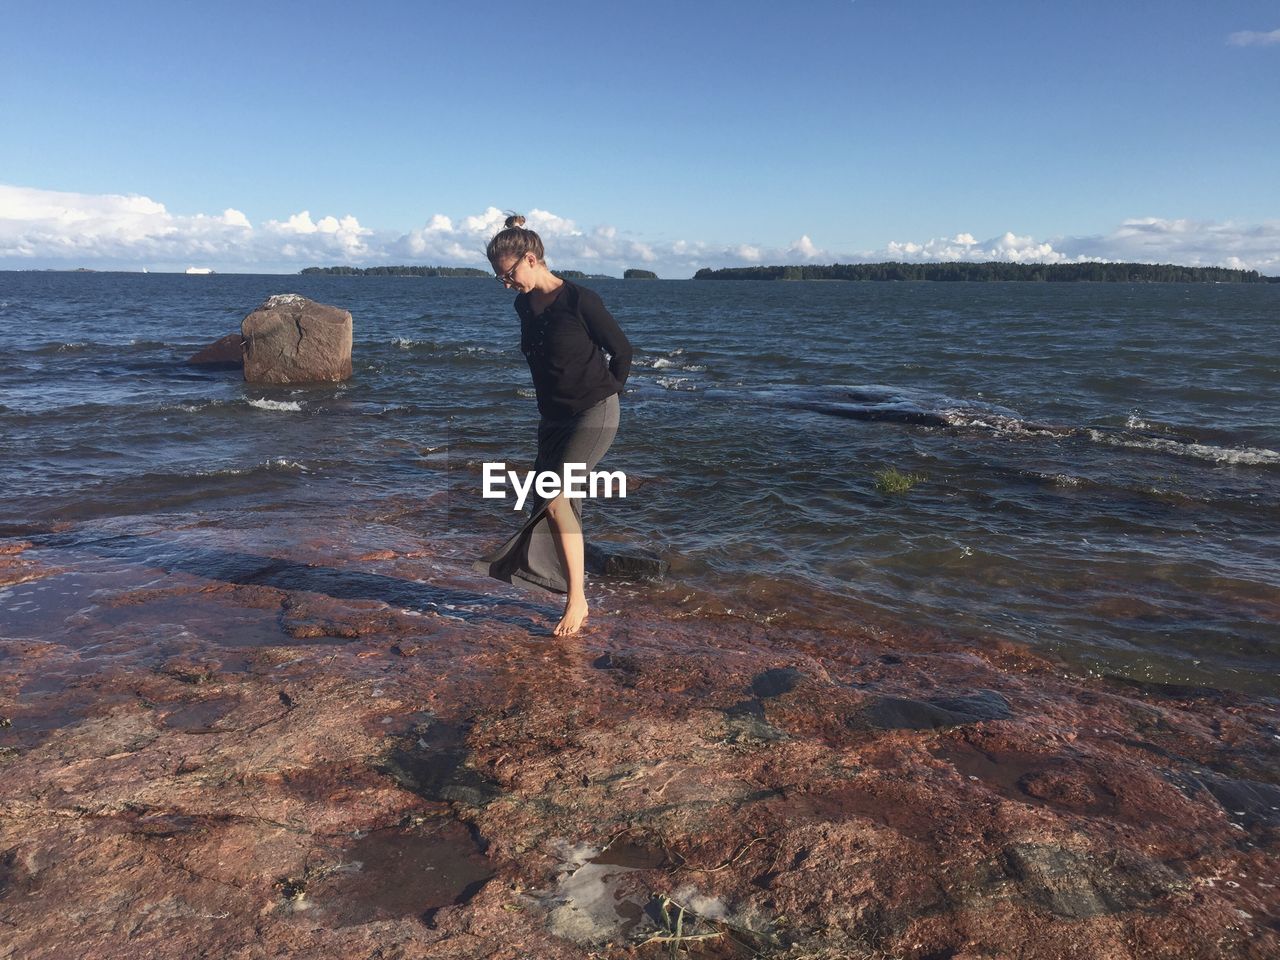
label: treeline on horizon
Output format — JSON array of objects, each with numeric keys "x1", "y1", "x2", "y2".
[
  {"x1": 299, "y1": 265, "x2": 489, "y2": 277},
  {"x1": 693, "y1": 261, "x2": 1272, "y2": 283},
  {"x1": 298, "y1": 265, "x2": 622, "y2": 280}
]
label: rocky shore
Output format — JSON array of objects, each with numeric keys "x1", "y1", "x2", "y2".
[{"x1": 1, "y1": 514, "x2": 1276, "y2": 959}]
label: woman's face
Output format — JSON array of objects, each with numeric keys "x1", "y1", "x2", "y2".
[{"x1": 493, "y1": 253, "x2": 532, "y2": 291}]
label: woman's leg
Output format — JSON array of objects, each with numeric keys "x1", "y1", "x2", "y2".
[
  {"x1": 543, "y1": 492, "x2": 587, "y2": 635},
  {"x1": 542, "y1": 395, "x2": 620, "y2": 634}
]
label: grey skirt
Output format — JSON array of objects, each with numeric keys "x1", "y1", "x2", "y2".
[{"x1": 475, "y1": 393, "x2": 620, "y2": 594}]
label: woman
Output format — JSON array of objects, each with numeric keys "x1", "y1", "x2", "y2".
[{"x1": 475, "y1": 214, "x2": 632, "y2": 636}]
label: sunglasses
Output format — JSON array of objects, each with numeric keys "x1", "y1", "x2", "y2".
[{"x1": 495, "y1": 256, "x2": 527, "y2": 286}]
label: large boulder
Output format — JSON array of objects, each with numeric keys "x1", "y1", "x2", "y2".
[
  {"x1": 186, "y1": 333, "x2": 244, "y2": 370},
  {"x1": 242, "y1": 294, "x2": 352, "y2": 384}
]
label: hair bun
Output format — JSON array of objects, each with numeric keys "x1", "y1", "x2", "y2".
[{"x1": 504, "y1": 214, "x2": 526, "y2": 230}]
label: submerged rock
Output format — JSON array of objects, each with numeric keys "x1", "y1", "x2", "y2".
[
  {"x1": 584, "y1": 542, "x2": 668, "y2": 581},
  {"x1": 186, "y1": 332, "x2": 243, "y2": 370},
  {"x1": 242, "y1": 293, "x2": 352, "y2": 384}
]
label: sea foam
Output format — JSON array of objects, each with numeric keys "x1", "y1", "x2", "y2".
[
  {"x1": 1086, "y1": 430, "x2": 1280, "y2": 466},
  {"x1": 247, "y1": 398, "x2": 302, "y2": 412}
]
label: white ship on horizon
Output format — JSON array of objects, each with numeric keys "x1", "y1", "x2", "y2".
[{"x1": 186, "y1": 266, "x2": 214, "y2": 275}]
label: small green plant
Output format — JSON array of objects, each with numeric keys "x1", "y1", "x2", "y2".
[{"x1": 874, "y1": 468, "x2": 925, "y2": 494}]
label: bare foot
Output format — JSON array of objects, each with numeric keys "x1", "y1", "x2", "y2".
[{"x1": 553, "y1": 595, "x2": 589, "y2": 636}]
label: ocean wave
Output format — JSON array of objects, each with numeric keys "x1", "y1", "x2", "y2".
[
  {"x1": 1045, "y1": 473, "x2": 1085, "y2": 488},
  {"x1": 1085, "y1": 430, "x2": 1280, "y2": 466},
  {"x1": 246, "y1": 398, "x2": 302, "y2": 412},
  {"x1": 650, "y1": 357, "x2": 707, "y2": 372},
  {"x1": 48, "y1": 457, "x2": 314, "y2": 516},
  {"x1": 167, "y1": 400, "x2": 224, "y2": 413},
  {"x1": 937, "y1": 410, "x2": 1069, "y2": 437},
  {"x1": 655, "y1": 376, "x2": 699, "y2": 391},
  {"x1": 788, "y1": 384, "x2": 1041, "y2": 432},
  {"x1": 779, "y1": 385, "x2": 1280, "y2": 468},
  {"x1": 393, "y1": 338, "x2": 505, "y2": 358},
  {"x1": 183, "y1": 458, "x2": 309, "y2": 477},
  {"x1": 30, "y1": 339, "x2": 176, "y2": 356}
]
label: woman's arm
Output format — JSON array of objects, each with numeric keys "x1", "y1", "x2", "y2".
[{"x1": 579, "y1": 288, "x2": 633, "y2": 387}]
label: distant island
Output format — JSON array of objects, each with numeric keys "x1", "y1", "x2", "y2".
[
  {"x1": 552, "y1": 270, "x2": 616, "y2": 281},
  {"x1": 299, "y1": 265, "x2": 489, "y2": 277},
  {"x1": 624, "y1": 269, "x2": 658, "y2": 280},
  {"x1": 693, "y1": 261, "x2": 1272, "y2": 283}
]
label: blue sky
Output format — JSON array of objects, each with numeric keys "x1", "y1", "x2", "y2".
[{"x1": 2, "y1": 0, "x2": 1278, "y2": 275}]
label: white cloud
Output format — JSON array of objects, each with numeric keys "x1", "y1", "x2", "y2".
[
  {"x1": 1227, "y1": 28, "x2": 1280, "y2": 46},
  {"x1": 789, "y1": 235, "x2": 821, "y2": 259},
  {"x1": 1056, "y1": 217, "x2": 1280, "y2": 273},
  {"x1": 1, "y1": 183, "x2": 1277, "y2": 277},
  {"x1": 884, "y1": 231, "x2": 1067, "y2": 264},
  {"x1": 393, "y1": 206, "x2": 667, "y2": 271},
  {"x1": 0, "y1": 184, "x2": 378, "y2": 269},
  {"x1": 867, "y1": 221, "x2": 1280, "y2": 274},
  {"x1": 459, "y1": 206, "x2": 508, "y2": 235},
  {"x1": 276, "y1": 210, "x2": 318, "y2": 234}
]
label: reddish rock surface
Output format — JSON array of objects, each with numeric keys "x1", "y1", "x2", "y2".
[
  {"x1": 241, "y1": 294, "x2": 353, "y2": 384},
  {"x1": 0, "y1": 519, "x2": 1276, "y2": 959}
]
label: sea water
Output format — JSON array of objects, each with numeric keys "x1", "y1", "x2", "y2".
[{"x1": 1, "y1": 272, "x2": 1277, "y2": 693}]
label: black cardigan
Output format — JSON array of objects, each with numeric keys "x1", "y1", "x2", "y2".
[{"x1": 515, "y1": 280, "x2": 633, "y2": 419}]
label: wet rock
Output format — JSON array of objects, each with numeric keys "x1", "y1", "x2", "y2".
[
  {"x1": 723, "y1": 699, "x2": 788, "y2": 744},
  {"x1": 300, "y1": 821, "x2": 494, "y2": 927},
  {"x1": 242, "y1": 293, "x2": 352, "y2": 384},
  {"x1": 157, "y1": 696, "x2": 239, "y2": 733},
  {"x1": 591, "y1": 652, "x2": 639, "y2": 673},
  {"x1": 1002, "y1": 844, "x2": 1184, "y2": 919},
  {"x1": 591, "y1": 652, "x2": 644, "y2": 689},
  {"x1": 750, "y1": 667, "x2": 804, "y2": 699},
  {"x1": 1200, "y1": 775, "x2": 1280, "y2": 829},
  {"x1": 865, "y1": 689, "x2": 1013, "y2": 730},
  {"x1": 280, "y1": 595, "x2": 365, "y2": 640},
  {"x1": 1002, "y1": 846, "x2": 1111, "y2": 918},
  {"x1": 157, "y1": 656, "x2": 221, "y2": 685},
  {"x1": 379, "y1": 718, "x2": 504, "y2": 809},
  {"x1": 389, "y1": 641, "x2": 421, "y2": 657},
  {"x1": 584, "y1": 542, "x2": 668, "y2": 581},
  {"x1": 0, "y1": 541, "x2": 57, "y2": 587},
  {"x1": 4, "y1": 515, "x2": 1278, "y2": 959},
  {"x1": 1017, "y1": 768, "x2": 1105, "y2": 808},
  {"x1": 185, "y1": 333, "x2": 243, "y2": 370}
]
